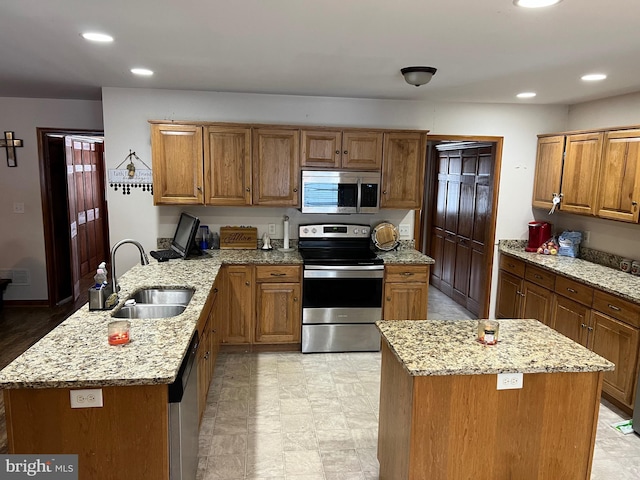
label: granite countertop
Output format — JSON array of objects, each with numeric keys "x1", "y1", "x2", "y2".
[
  {"x1": 376, "y1": 249, "x2": 435, "y2": 264},
  {"x1": 376, "y1": 319, "x2": 615, "y2": 376},
  {"x1": 499, "y1": 241, "x2": 640, "y2": 305},
  {"x1": 0, "y1": 247, "x2": 431, "y2": 389}
]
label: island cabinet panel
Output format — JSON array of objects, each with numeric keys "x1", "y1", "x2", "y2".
[
  {"x1": 378, "y1": 342, "x2": 603, "y2": 480},
  {"x1": 532, "y1": 135, "x2": 565, "y2": 210},
  {"x1": 4, "y1": 385, "x2": 169, "y2": 480},
  {"x1": 252, "y1": 128, "x2": 300, "y2": 206},
  {"x1": 203, "y1": 126, "x2": 252, "y2": 205},
  {"x1": 151, "y1": 124, "x2": 204, "y2": 205}
]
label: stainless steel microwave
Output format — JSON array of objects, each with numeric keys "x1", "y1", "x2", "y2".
[{"x1": 301, "y1": 170, "x2": 381, "y2": 214}]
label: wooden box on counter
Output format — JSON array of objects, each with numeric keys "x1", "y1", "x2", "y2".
[{"x1": 220, "y1": 227, "x2": 258, "y2": 249}]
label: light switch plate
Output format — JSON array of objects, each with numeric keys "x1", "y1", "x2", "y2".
[
  {"x1": 13, "y1": 202, "x2": 25, "y2": 214},
  {"x1": 268, "y1": 223, "x2": 276, "y2": 235},
  {"x1": 497, "y1": 373, "x2": 523, "y2": 390},
  {"x1": 70, "y1": 388, "x2": 103, "y2": 408},
  {"x1": 398, "y1": 224, "x2": 411, "y2": 239}
]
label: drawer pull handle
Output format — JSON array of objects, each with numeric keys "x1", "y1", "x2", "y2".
[
  {"x1": 401, "y1": 272, "x2": 414, "y2": 276},
  {"x1": 516, "y1": 290, "x2": 525, "y2": 297},
  {"x1": 213, "y1": 287, "x2": 219, "y2": 293},
  {"x1": 587, "y1": 326, "x2": 594, "y2": 331},
  {"x1": 534, "y1": 274, "x2": 543, "y2": 280},
  {"x1": 508, "y1": 263, "x2": 515, "y2": 268},
  {"x1": 270, "y1": 272, "x2": 287, "y2": 276},
  {"x1": 581, "y1": 323, "x2": 587, "y2": 328},
  {"x1": 567, "y1": 288, "x2": 577, "y2": 294},
  {"x1": 608, "y1": 304, "x2": 621, "y2": 311}
]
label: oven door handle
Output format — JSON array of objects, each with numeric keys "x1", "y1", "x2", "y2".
[{"x1": 304, "y1": 267, "x2": 384, "y2": 279}]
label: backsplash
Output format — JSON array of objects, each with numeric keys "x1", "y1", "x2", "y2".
[{"x1": 157, "y1": 238, "x2": 415, "y2": 252}]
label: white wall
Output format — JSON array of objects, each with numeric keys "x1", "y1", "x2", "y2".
[
  {"x1": 102, "y1": 87, "x2": 568, "y2": 316},
  {"x1": 0, "y1": 97, "x2": 103, "y2": 301}
]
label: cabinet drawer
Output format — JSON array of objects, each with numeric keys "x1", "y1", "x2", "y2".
[
  {"x1": 499, "y1": 255, "x2": 525, "y2": 277},
  {"x1": 555, "y1": 276, "x2": 594, "y2": 307},
  {"x1": 385, "y1": 264, "x2": 429, "y2": 283},
  {"x1": 255, "y1": 265, "x2": 301, "y2": 283},
  {"x1": 524, "y1": 265, "x2": 555, "y2": 290},
  {"x1": 593, "y1": 290, "x2": 640, "y2": 328}
]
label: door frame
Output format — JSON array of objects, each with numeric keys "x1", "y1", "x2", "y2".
[
  {"x1": 37, "y1": 128, "x2": 107, "y2": 307},
  {"x1": 416, "y1": 134, "x2": 503, "y2": 318}
]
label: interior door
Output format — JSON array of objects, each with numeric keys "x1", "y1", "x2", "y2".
[{"x1": 64, "y1": 136, "x2": 108, "y2": 301}]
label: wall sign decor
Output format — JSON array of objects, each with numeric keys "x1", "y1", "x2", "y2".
[
  {"x1": 1, "y1": 131, "x2": 24, "y2": 167},
  {"x1": 108, "y1": 149, "x2": 153, "y2": 195}
]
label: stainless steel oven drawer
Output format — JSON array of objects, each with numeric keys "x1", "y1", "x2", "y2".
[
  {"x1": 303, "y1": 307, "x2": 381, "y2": 324},
  {"x1": 302, "y1": 323, "x2": 381, "y2": 353}
]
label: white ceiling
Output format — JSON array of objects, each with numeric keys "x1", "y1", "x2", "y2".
[{"x1": 2, "y1": 0, "x2": 640, "y2": 105}]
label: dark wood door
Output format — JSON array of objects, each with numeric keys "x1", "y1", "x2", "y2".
[
  {"x1": 429, "y1": 144, "x2": 495, "y2": 316},
  {"x1": 65, "y1": 137, "x2": 108, "y2": 301}
]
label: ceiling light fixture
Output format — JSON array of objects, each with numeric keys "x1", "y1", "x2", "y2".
[
  {"x1": 81, "y1": 32, "x2": 114, "y2": 43},
  {"x1": 130, "y1": 68, "x2": 154, "y2": 76},
  {"x1": 581, "y1": 73, "x2": 607, "y2": 81},
  {"x1": 513, "y1": 0, "x2": 563, "y2": 8},
  {"x1": 517, "y1": 92, "x2": 537, "y2": 99},
  {"x1": 401, "y1": 66, "x2": 437, "y2": 87}
]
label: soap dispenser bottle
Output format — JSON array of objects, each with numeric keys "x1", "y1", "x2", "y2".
[{"x1": 89, "y1": 261, "x2": 113, "y2": 310}]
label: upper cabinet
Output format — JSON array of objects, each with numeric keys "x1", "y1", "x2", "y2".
[
  {"x1": 252, "y1": 128, "x2": 300, "y2": 206},
  {"x1": 151, "y1": 121, "x2": 428, "y2": 209},
  {"x1": 381, "y1": 132, "x2": 427, "y2": 209},
  {"x1": 301, "y1": 130, "x2": 382, "y2": 170},
  {"x1": 151, "y1": 124, "x2": 204, "y2": 205},
  {"x1": 532, "y1": 126, "x2": 640, "y2": 224},
  {"x1": 596, "y1": 129, "x2": 640, "y2": 223}
]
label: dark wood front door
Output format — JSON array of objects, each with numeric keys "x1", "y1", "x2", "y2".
[{"x1": 429, "y1": 142, "x2": 496, "y2": 316}]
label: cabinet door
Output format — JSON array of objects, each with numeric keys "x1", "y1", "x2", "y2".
[
  {"x1": 197, "y1": 326, "x2": 210, "y2": 422},
  {"x1": 342, "y1": 131, "x2": 383, "y2": 170},
  {"x1": 222, "y1": 266, "x2": 253, "y2": 344},
  {"x1": 381, "y1": 132, "x2": 426, "y2": 209},
  {"x1": 495, "y1": 270, "x2": 523, "y2": 319},
  {"x1": 255, "y1": 282, "x2": 301, "y2": 343},
  {"x1": 151, "y1": 124, "x2": 204, "y2": 205},
  {"x1": 532, "y1": 135, "x2": 564, "y2": 210},
  {"x1": 521, "y1": 281, "x2": 554, "y2": 327},
  {"x1": 560, "y1": 133, "x2": 603, "y2": 215},
  {"x1": 552, "y1": 295, "x2": 590, "y2": 346},
  {"x1": 383, "y1": 282, "x2": 428, "y2": 320},
  {"x1": 252, "y1": 128, "x2": 300, "y2": 206},
  {"x1": 203, "y1": 126, "x2": 252, "y2": 205},
  {"x1": 596, "y1": 129, "x2": 640, "y2": 223},
  {"x1": 591, "y1": 311, "x2": 640, "y2": 407},
  {"x1": 300, "y1": 130, "x2": 341, "y2": 168}
]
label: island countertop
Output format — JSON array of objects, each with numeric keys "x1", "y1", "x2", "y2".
[
  {"x1": 0, "y1": 247, "x2": 433, "y2": 389},
  {"x1": 376, "y1": 319, "x2": 615, "y2": 376}
]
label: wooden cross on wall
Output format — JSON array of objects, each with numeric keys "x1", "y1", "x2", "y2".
[{"x1": 0, "y1": 131, "x2": 24, "y2": 167}]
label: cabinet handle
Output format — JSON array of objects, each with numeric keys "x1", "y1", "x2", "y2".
[
  {"x1": 386, "y1": 296, "x2": 392, "y2": 301},
  {"x1": 246, "y1": 187, "x2": 250, "y2": 192},
  {"x1": 270, "y1": 272, "x2": 287, "y2": 276},
  {"x1": 534, "y1": 274, "x2": 543, "y2": 280},
  {"x1": 507, "y1": 263, "x2": 515, "y2": 268},
  {"x1": 383, "y1": 190, "x2": 387, "y2": 195},
  {"x1": 213, "y1": 288, "x2": 219, "y2": 293},
  {"x1": 343, "y1": 150, "x2": 348, "y2": 154},
  {"x1": 566, "y1": 287, "x2": 577, "y2": 294},
  {"x1": 581, "y1": 323, "x2": 587, "y2": 328},
  {"x1": 293, "y1": 188, "x2": 298, "y2": 193},
  {"x1": 516, "y1": 290, "x2": 525, "y2": 297},
  {"x1": 401, "y1": 272, "x2": 414, "y2": 276},
  {"x1": 335, "y1": 150, "x2": 340, "y2": 155},
  {"x1": 608, "y1": 304, "x2": 621, "y2": 311},
  {"x1": 245, "y1": 281, "x2": 250, "y2": 286},
  {"x1": 293, "y1": 297, "x2": 298, "y2": 302},
  {"x1": 587, "y1": 326, "x2": 594, "y2": 331},
  {"x1": 197, "y1": 186, "x2": 202, "y2": 192}
]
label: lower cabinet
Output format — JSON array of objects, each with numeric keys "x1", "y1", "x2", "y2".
[
  {"x1": 255, "y1": 282, "x2": 301, "y2": 343},
  {"x1": 497, "y1": 253, "x2": 640, "y2": 411},
  {"x1": 197, "y1": 278, "x2": 220, "y2": 422},
  {"x1": 383, "y1": 265, "x2": 430, "y2": 320},
  {"x1": 222, "y1": 265, "x2": 254, "y2": 344}
]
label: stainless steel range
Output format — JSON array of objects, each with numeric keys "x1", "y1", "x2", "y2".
[{"x1": 298, "y1": 223, "x2": 384, "y2": 353}]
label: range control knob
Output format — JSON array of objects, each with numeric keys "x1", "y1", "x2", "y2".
[
  {"x1": 353, "y1": 228, "x2": 359, "y2": 235},
  {"x1": 361, "y1": 228, "x2": 368, "y2": 235},
  {"x1": 302, "y1": 228, "x2": 309, "y2": 234},
  {"x1": 311, "y1": 228, "x2": 317, "y2": 234}
]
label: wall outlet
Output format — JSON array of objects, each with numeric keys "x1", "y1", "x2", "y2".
[
  {"x1": 268, "y1": 223, "x2": 276, "y2": 235},
  {"x1": 497, "y1": 373, "x2": 523, "y2": 390},
  {"x1": 583, "y1": 231, "x2": 591, "y2": 243},
  {"x1": 0, "y1": 269, "x2": 11, "y2": 280},
  {"x1": 10, "y1": 269, "x2": 29, "y2": 286},
  {"x1": 13, "y1": 202, "x2": 25, "y2": 214},
  {"x1": 70, "y1": 389, "x2": 103, "y2": 408},
  {"x1": 398, "y1": 224, "x2": 411, "y2": 239}
]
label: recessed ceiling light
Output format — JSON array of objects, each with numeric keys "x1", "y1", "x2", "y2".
[
  {"x1": 517, "y1": 92, "x2": 537, "y2": 99},
  {"x1": 131, "y1": 68, "x2": 154, "y2": 76},
  {"x1": 581, "y1": 73, "x2": 607, "y2": 82},
  {"x1": 513, "y1": 0, "x2": 563, "y2": 8},
  {"x1": 81, "y1": 32, "x2": 114, "y2": 43}
]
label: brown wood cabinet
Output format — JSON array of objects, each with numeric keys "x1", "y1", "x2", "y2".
[
  {"x1": 596, "y1": 129, "x2": 640, "y2": 223},
  {"x1": 380, "y1": 132, "x2": 426, "y2": 209},
  {"x1": 497, "y1": 253, "x2": 640, "y2": 411},
  {"x1": 532, "y1": 135, "x2": 564, "y2": 210},
  {"x1": 254, "y1": 265, "x2": 301, "y2": 344},
  {"x1": 383, "y1": 265, "x2": 430, "y2": 320},
  {"x1": 300, "y1": 129, "x2": 382, "y2": 170},
  {"x1": 151, "y1": 124, "x2": 204, "y2": 205},
  {"x1": 252, "y1": 128, "x2": 300, "y2": 206},
  {"x1": 221, "y1": 265, "x2": 254, "y2": 345},
  {"x1": 560, "y1": 133, "x2": 603, "y2": 215},
  {"x1": 203, "y1": 126, "x2": 252, "y2": 205},
  {"x1": 197, "y1": 278, "x2": 221, "y2": 422}
]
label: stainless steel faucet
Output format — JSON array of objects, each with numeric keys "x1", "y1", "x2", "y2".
[{"x1": 110, "y1": 239, "x2": 149, "y2": 292}]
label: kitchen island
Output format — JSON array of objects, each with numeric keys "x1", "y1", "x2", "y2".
[{"x1": 376, "y1": 319, "x2": 614, "y2": 480}]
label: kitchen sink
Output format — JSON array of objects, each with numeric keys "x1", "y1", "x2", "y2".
[
  {"x1": 113, "y1": 304, "x2": 187, "y2": 319},
  {"x1": 130, "y1": 287, "x2": 194, "y2": 306}
]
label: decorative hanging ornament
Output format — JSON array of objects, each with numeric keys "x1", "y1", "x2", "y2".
[{"x1": 108, "y1": 149, "x2": 153, "y2": 195}]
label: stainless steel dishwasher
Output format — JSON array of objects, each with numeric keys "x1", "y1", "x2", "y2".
[{"x1": 169, "y1": 332, "x2": 199, "y2": 480}]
